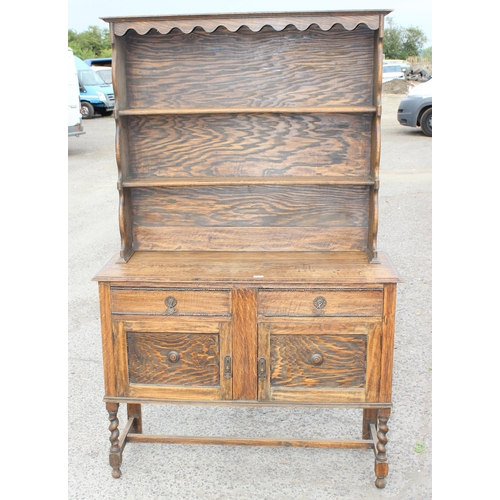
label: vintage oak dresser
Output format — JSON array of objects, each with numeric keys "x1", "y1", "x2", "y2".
[{"x1": 93, "y1": 10, "x2": 400, "y2": 488}]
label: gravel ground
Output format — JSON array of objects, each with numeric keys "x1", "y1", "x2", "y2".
[{"x1": 67, "y1": 93, "x2": 432, "y2": 499}]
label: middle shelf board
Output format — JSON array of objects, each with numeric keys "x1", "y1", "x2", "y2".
[
  {"x1": 121, "y1": 176, "x2": 376, "y2": 188},
  {"x1": 118, "y1": 106, "x2": 377, "y2": 116}
]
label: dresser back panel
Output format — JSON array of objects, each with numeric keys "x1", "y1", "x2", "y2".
[
  {"x1": 130, "y1": 185, "x2": 369, "y2": 252},
  {"x1": 125, "y1": 113, "x2": 372, "y2": 179},
  {"x1": 123, "y1": 25, "x2": 375, "y2": 108}
]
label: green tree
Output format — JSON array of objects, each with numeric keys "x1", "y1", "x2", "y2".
[
  {"x1": 421, "y1": 47, "x2": 432, "y2": 62},
  {"x1": 68, "y1": 26, "x2": 112, "y2": 60},
  {"x1": 383, "y1": 18, "x2": 428, "y2": 60}
]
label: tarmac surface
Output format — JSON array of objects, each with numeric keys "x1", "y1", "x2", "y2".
[{"x1": 68, "y1": 93, "x2": 431, "y2": 499}]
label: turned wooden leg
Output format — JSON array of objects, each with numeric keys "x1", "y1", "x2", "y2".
[
  {"x1": 374, "y1": 409, "x2": 390, "y2": 488},
  {"x1": 106, "y1": 402, "x2": 122, "y2": 478},
  {"x1": 363, "y1": 409, "x2": 377, "y2": 440},
  {"x1": 127, "y1": 403, "x2": 142, "y2": 434}
]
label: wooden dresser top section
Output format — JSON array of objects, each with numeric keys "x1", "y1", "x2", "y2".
[
  {"x1": 102, "y1": 10, "x2": 392, "y2": 36},
  {"x1": 93, "y1": 251, "x2": 401, "y2": 286}
]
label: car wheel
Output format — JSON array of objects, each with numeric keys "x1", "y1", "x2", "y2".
[
  {"x1": 421, "y1": 108, "x2": 432, "y2": 137},
  {"x1": 81, "y1": 102, "x2": 94, "y2": 119}
]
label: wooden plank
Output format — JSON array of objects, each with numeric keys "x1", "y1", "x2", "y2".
[
  {"x1": 126, "y1": 433, "x2": 374, "y2": 449},
  {"x1": 133, "y1": 227, "x2": 368, "y2": 252},
  {"x1": 118, "y1": 317, "x2": 228, "y2": 332},
  {"x1": 122, "y1": 176, "x2": 375, "y2": 187},
  {"x1": 130, "y1": 185, "x2": 370, "y2": 227},
  {"x1": 113, "y1": 321, "x2": 129, "y2": 396},
  {"x1": 93, "y1": 251, "x2": 402, "y2": 285},
  {"x1": 259, "y1": 289, "x2": 383, "y2": 317},
  {"x1": 123, "y1": 26, "x2": 375, "y2": 108},
  {"x1": 98, "y1": 283, "x2": 115, "y2": 396},
  {"x1": 263, "y1": 319, "x2": 375, "y2": 331},
  {"x1": 232, "y1": 289, "x2": 258, "y2": 400},
  {"x1": 126, "y1": 113, "x2": 372, "y2": 179},
  {"x1": 379, "y1": 284, "x2": 397, "y2": 401},
  {"x1": 110, "y1": 288, "x2": 230, "y2": 315},
  {"x1": 269, "y1": 388, "x2": 365, "y2": 403},
  {"x1": 120, "y1": 106, "x2": 376, "y2": 115},
  {"x1": 128, "y1": 385, "x2": 222, "y2": 400},
  {"x1": 104, "y1": 395, "x2": 391, "y2": 409},
  {"x1": 365, "y1": 323, "x2": 382, "y2": 402}
]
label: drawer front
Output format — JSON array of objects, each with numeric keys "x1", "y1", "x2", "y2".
[
  {"x1": 258, "y1": 289, "x2": 383, "y2": 317},
  {"x1": 110, "y1": 288, "x2": 230, "y2": 316}
]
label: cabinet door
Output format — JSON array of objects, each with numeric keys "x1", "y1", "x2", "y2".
[
  {"x1": 257, "y1": 320, "x2": 382, "y2": 403},
  {"x1": 112, "y1": 316, "x2": 232, "y2": 401}
]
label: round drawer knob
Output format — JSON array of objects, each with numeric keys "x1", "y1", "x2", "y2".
[
  {"x1": 313, "y1": 296, "x2": 327, "y2": 310},
  {"x1": 309, "y1": 353, "x2": 324, "y2": 366},
  {"x1": 165, "y1": 296, "x2": 177, "y2": 315},
  {"x1": 167, "y1": 350, "x2": 180, "y2": 363}
]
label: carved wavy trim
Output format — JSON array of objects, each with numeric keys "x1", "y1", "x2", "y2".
[{"x1": 105, "y1": 13, "x2": 386, "y2": 37}]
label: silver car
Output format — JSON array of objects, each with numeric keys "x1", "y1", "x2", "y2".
[{"x1": 397, "y1": 79, "x2": 432, "y2": 137}]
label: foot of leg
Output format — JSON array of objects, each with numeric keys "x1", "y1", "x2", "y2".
[{"x1": 106, "y1": 402, "x2": 122, "y2": 478}]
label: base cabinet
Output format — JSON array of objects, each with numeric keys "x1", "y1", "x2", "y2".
[{"x1": 96, "y1": 262, "x2": 398, "y2": 488}]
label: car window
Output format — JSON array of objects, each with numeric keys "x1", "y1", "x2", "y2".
[{"x1": 383, "y1": 65, "x2": 401, "y2": 73}]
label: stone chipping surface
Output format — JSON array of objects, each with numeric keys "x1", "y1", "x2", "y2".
[{"x1": 68, "y1": 93, "x2": 431, "y2": 499}]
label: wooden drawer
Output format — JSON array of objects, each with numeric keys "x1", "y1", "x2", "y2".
[
  {"x1": 258, "y1": 289, "x2": 383, "y2": 317},
  {"x1": 110, "y1": 288, "x2": 230, "y2": 316}
]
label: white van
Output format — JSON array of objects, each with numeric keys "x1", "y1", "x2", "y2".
[{"x1": 68, "y1": 48, "x2": 85, "y2": 136}]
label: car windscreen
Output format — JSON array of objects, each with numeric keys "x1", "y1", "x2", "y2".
[
  {"x1": 79, "y1": 69, "x2": 106, "y2": 86},
  {"x1": 96, "y1": 69, "x2": 112, "y2": 84}
]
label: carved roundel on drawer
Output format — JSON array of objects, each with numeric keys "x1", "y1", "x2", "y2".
[
  {"x1": 164, "y1": 296, "x2": 177, "y2": 315},
  {"x1": 313, "y1": 296, "x2": 327, "y2": 311}
]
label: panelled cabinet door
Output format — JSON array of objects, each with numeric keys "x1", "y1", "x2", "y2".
[
  {"x1": 112, "y1": 317, "x2": 232, "y2": 401},
  {"x1": 257, "y1": 320, "x2": 382, "y2": 403}
]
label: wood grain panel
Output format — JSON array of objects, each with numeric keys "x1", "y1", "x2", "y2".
[
  {"x1": 110, "y1": 288, "x2": 230, "y2": 315},
  {"x1": 98, "y1": 283, "x2": 115, "y2": 395},
  {"x1": 119, "y1": 317, "x2": 225, "y2": 333},
  {"x1": 93, "y1": 251, "x2": 402, "y2": 285},
  {"x1": 259, "y1": 289, "x2": 382, "y2": 317},
  {"x1": 124, "y1": 25, "x2": 374, "y2": 108},
  {"x1": 133, "y1": 227, "x2": 368, "y2": 252},
  {"x1": 126, "y1": 113, "x2": 372, "y2": 179},
  {"x1": 127, "y1": 332, "x2": 220, "y2": 386},
  {"x1": 131, "y1": 185, "x2": 369, "y2": 227},
  {"x1": 269, "y1": 388, "x2": 366, "y2": 404},
  {"x1": 232, "y1": 289, "x2": 257, "y2": 400},
  {"x1": 270, "y1": 334, "x2": 366, "y2": 389}
]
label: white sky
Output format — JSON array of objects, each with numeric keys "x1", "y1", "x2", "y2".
[{"x1": 68, "y1": 0, "x2": 432, "y2": 47}]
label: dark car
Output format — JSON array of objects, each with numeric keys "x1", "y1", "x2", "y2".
[{"x1": 397, "y1": 79, "x2": 432, "y2": 137}]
